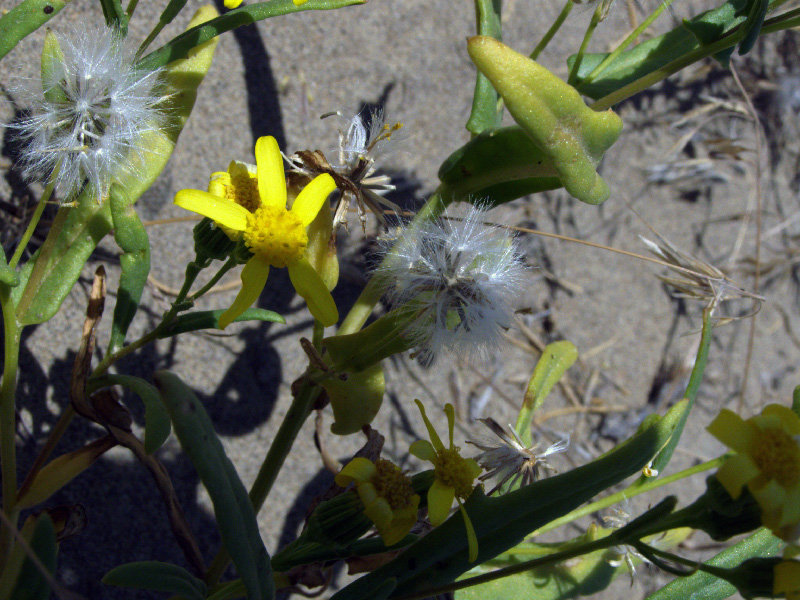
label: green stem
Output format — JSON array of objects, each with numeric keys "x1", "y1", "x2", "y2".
[
  {"x1": 529, "y1": 456, "x2": 724, "y2": 538},
  {"x1": 92, "y1": 259, "x2": 206, "y2": 377},
  {"x1": 15, "y1": 205, "x2": 70, "y2": 322},
  {"x1": 187, "y1": 256, "x2": 237, "y2": 303},
  {"x1": 530, "y1": 0, "x2": 573, "y2": 60},
  {"x1": 125, "y1": 0, "x2": 140, "y2": 18},
  {"x1": 137, "y1": 21, "x2": 166, "y2": 58},
  {"x1": 337, "y1": 189, "x2": 448, "y2": 336},
  {"x1": 16, "y1": 405, "x2": 76, "y2": 501},
  {"x1": 582, "y1": 0, "x2": 678, "y2": 85},
  {"x1": 8, "y1": 180, "x2": 55, "y2": 270},
  {"x1": 567, "y1": 2, "x2": 604, "y2": 86},
  {"x1": 0, "y1": 287, "x2": 21, "y2": 566},
  {"x1": 205, "y1": 377, "x2": 322, "y2": 585}
]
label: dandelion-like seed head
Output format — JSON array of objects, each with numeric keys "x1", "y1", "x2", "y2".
[
  {"x1": 376, "y1": 204, "x2": 527, "y2": 365},
  {"x1": 468, "y1": 417, "x2": 569, "y2": 495},
  {"x1": 287, "y1": 109, "x2": 402, "y2": 230},
  {"x1": 12, "y1": 24, "x2": 165, "y2": 202}
]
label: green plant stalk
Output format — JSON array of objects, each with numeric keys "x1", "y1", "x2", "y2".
[
  {"x1": 187, "y1": 256, "x2": 237, "y2": 303},
  {"x1": 762, "y1": 6, "x2": 800, "y2": 31},
  {"x1": 205, "y1": 375, "x2": 322, "y2": 585},
  {"x1": 92, "y1": 259, "x2": 206, "y2": 378},
  {"x1": 588, "y1": 23, "x2": 754, "y2": 111},
  {"x1": 582, "y1": 0, "x2": 678, "y2": 85},
  {"x1": 567, "y1": 1, "x2": 604, "y2": 86},
  {"x1": 126, "y1": 0, "x2": 140, "y2": 18},
  {"x1": 529, "y1": 455, "x2": 725, "y2": 539},
  {"x1": 16, "y1": 404, "x2": 76, "y2": 502},
  {"x1": 337, "y1": 189, "x2": 448, "y2": 336},
  {"x1": 0, "y1": 287, "x2": 21, "y2": 567},
  {"x1": 395, "y1": 534, "x2": 619, "y2": 600},
  {"x1": 137, "y1": 0, "x2": 366, "y2": 72},
  {"x1": 14, "y1": 205, "x2": 70, "y2": 322},
  {"x1": 530, "y1": 0, "x2": 573, "y2": 60},
  {"x1": 8, "y1": 180, "x2": 55, "y2": 270}
]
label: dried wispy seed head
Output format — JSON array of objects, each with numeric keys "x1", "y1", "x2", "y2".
[
  {"x1": 11, "y1": 24, "x2": 165, "y2": 203},
  {"x1": 375, "y1": 204, "x2": 528, "y2": 365},
  {"x1": 287, "y1": 109, "x2": 402, "y2": 231},
  {"x1": 468, "y1": 417, "x2": 568, "y2": 495}
]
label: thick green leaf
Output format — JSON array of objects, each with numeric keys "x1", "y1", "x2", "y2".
[
  {"x1": 515, "y1": 341, "x2": 577, "y2": 445},
  {"x1": 108, "y1": 184, "x2": 151, "y2": 354},
  {"x1": 158, "y1": 308, "x2": 285, "y2": 338},
  {"x1": 12, "y1": 6, "x2": 220, "y2": 326},
  {"x1": 644, "y1": 528, "x2": 782, "y2": 600},
  {"x1": 9, "y1": 514, "x2": 57, "y2": 600},
  {"x1": 103, "y1": 374, "x2": 170, "y2": 454},
  {"x1": 570, "y1": 0, "x2": 749, "y2": 99},
  {"x1": 438, "y1": 126, "x2": 561, "y2": 205},
  {"x1": 154, "y1": 371, "x2": 274, "y2": 600},
  {"x1": 137, "y1": 0, "x2": 367, "y2": 72},
  {"x1": 103, "y1": 561, "x2": 206, "y2": 599},
  {"x1": 737, "y1": 0, "x2": 769, "y2": 54},
  {"x1": 466, "y1": 0, "x2": 503, "y2": 135},
  {"x1": 331, "y1": 400, "x2": 689, "y2": 600},
  {"x1": 323, "y1": 362, "x2": 385, "y2": 435},
  {"x1": 0, "y1": 0, "x2": 70, "y2": 62}
]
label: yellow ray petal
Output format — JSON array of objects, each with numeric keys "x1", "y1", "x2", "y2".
[
  {"x1": 763, "y1": 404, "x2": 800, "y2": 435},
  {"x1": 291, "y1": 174, "x2": 336, "y2": 227},
  {"x1": 255, "y1": 136, "x2": 286, "y2": 209},
  {"x1": 224, "y1": 0, "x2": 242, "y2": 7},
  {"x1": 357, "y1": 482, "x2": 379, "y2": 507},
  {"x1": 715, "y1": 453, "x2": 759, "y2": 499},
  {"x1": 427, "y1": 479, "x2": 455, "y2": 526},
  {"x1": 415, "y1": 399, "x2": 444, "y2": 451},
  {"x1": 174, "y1": 190, "x2": 248, "y2": 231},
  {"x1": 218, "y1": 256, "x2": 270, "y2": 329},
  {"x1": 287, "y1": 258, "x2": 338, "y2": 326},
  {"x1": 707, "y1": 409, "x2": 754, "y2": 452},
  {"x1": 409, "y1": 440, "x2": 436, "y2": 462},
  {"x1": 774, "y1": 560, "x2": 800, "y2": 596},
  {"x1": 364, "y1": 497, "x2": 393, "y2": 529},
  {"x1": 335, "y1": 457, "x2": 377, "y2": 487},
  {"x1": 457, "y1": 500, "x2": 479, "y2": 562},
  {"x1": 465, "y1": 457, "x2": 483, "y2": 480}
]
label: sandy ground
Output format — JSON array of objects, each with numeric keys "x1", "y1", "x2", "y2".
[{"x1": 1, "y1": 0, "x2": 800, "y2": 597}]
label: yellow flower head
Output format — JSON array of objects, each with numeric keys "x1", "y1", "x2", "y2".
[
  {"x1": 707, "y1": 404, "x2": 800, "y2": 542},
  {"x1": 410, "y1": 399, "x2": 482, "y2": 561},
  {"x1": 775, "y1": 559, "x2": 800, "y2": 600},
  {"x1": 335, "y1": 457, "x2": 420, "y2": 546},
  {"x1": 174, "y1": 136, "x2": 338, "y2": 329}
]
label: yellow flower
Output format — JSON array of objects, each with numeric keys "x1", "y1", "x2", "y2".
[
  {"x1": 335, "y1": 457, "x2": 420, "y2": 546},
  {"x1": 223, "y1": 0, "x2": 307, "y2": 12},
  {"x1": 775, "y1": 559, "x2": 800, "y2": 600},
  {"x1": 707, "y1": 404, "x2": 800, "y2": 541},
  {"x1": 174, "y1": 136, "x2": 338, "y2": 329},
  {"x1": 410, "y1": 399, "x2": 482, "y2": 561}
]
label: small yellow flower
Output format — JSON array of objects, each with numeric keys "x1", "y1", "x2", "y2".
[
  {"x1": 335, "y1": 457, "x2": 420, "y2": 546},
  {"x1": 174, "y1": 136, "x2": 338, "y2": 329},
  {"x1": 775, "y1": 559, "x2": 800, "y2": 600},
  {"x1": 410, "y1": 399, "x2": 482, "y2": 561},
  {"x1": 707, "y1": 404, "x2": 800, "y2": 542}
]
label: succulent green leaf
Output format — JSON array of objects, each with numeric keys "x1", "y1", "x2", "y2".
[
  {"x1": 323, "y1": 362, "x2": 385, "y2": 435},
  {"x1": 154, "y1": 371, "x2": 274, "y2": 600},
  {"x1": 324, "y1": 309, "x2": 413, "y2": 373},
  {"x1": 466, "y1": 0, "x2": 503, "y2": 135},
  {"x1": 40, "y1": 30, "x2": 67, "y2": 103},
  {"x1": 7, "y1": 514, "x2": 57, "y2": 600},
  {"x1": 108, "y1": 184, "x2": 151, "y2": 354},
  {"x1": 12, "y1": 6, "x2": 220, "y2": 326},
  {"x1": 0, "y1": 0, "x2": 70, "y2": 62},
  {"x1": 331, "y1": 400, "x2": 689, "y2": 600},
  {"x1": 137, "y1": 0, "x2": 367, "y2": 73},
  {"x1": 101, "y1": 374, "x2": 171, "y2": 454},
  {"x1": 438, "y1": 126, "x2": 562, "y2": 205},
  {"x1": 570, "y1": 0, "x2": 750, "y2": 98},
  {"x1": 644, "y1": 528, "x2": 782, "y2": 600},
  {"x1": 468, "y1": 36, "x2": 622, "y2": 205},
  {"x1": 103, "y1": 561, "x2": 207, "y2": 599},
  {"x1": 157, "y1": 308, "x2": 285, "y2": 338},
  {"x1": 515, "y1": 341, "x2": 577, "y2": 446}
]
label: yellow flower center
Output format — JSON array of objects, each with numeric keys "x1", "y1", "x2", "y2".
[
  {"x1": 227, "y1": 171, "x2": 260, "y2": 213},
  {"x1": 752, "y1": 427, "x2": 800, "y2": 488},
  {"x1": 244, "y1": 205, "x2": 307, "y2": 268},
  {"x1": 372, "y1": 459, "x2": 415, "y2": 510},
  {"x1": 433, "y1": 447, "x2": 476, "y2": 500}
]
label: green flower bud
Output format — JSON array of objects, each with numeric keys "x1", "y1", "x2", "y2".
[{"x1": 193, "y1": 217, "x2": 236, "y2": 262}]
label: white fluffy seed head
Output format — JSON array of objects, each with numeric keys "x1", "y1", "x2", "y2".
[
  {"x1": 11, "y1": 24, "x2": 165, "y2": 203},
  {"x1": 375, "y1": 204, "x2": 527, "y2": 365}
]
